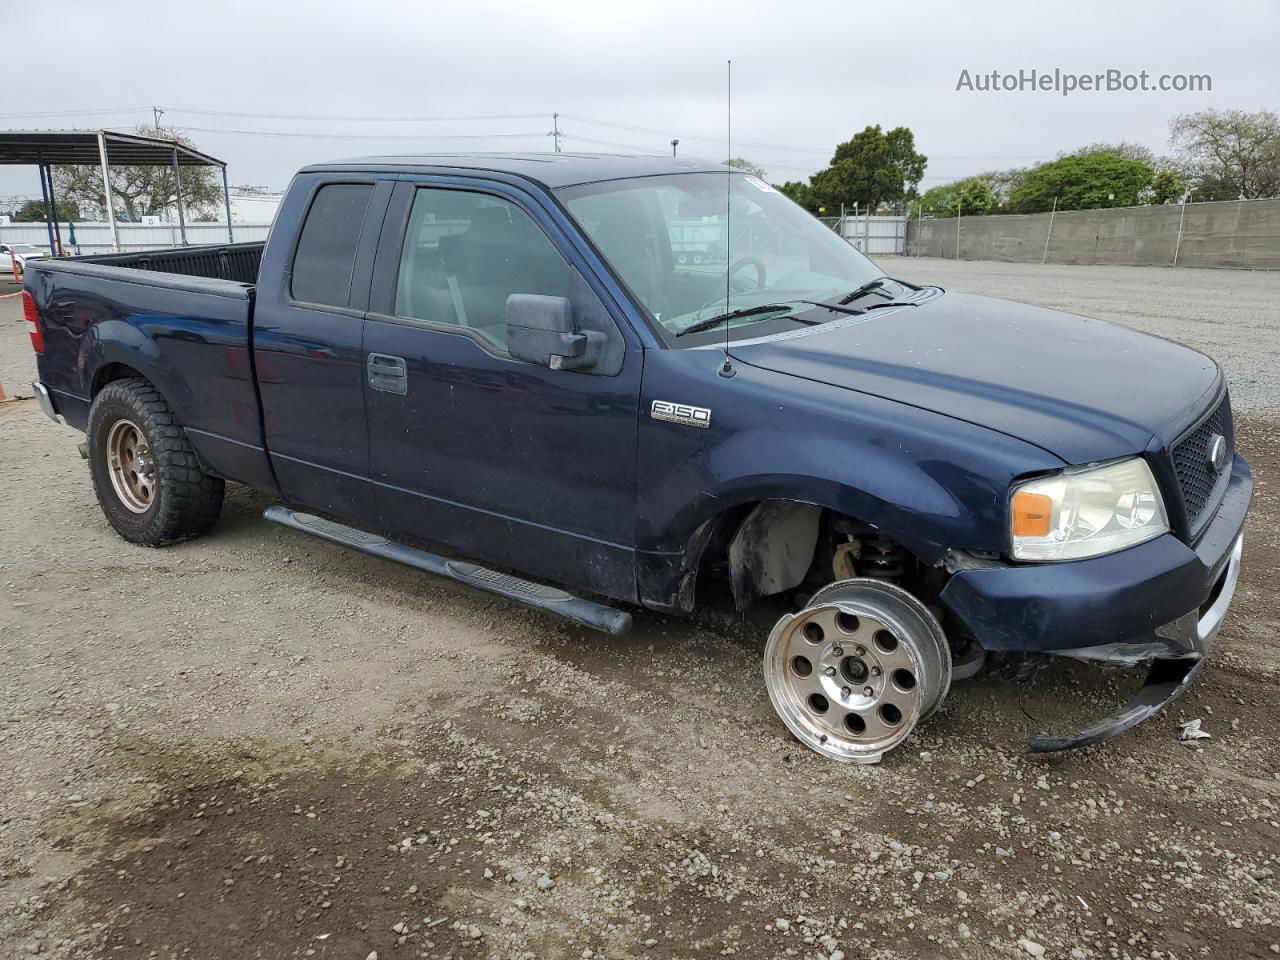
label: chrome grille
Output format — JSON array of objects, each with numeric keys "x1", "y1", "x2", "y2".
[{"x1": 1170, "y1": 395, "x2": 1233, "y2": 534}]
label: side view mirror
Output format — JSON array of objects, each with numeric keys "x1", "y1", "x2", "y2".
[{"x1": 505, "y1": 294, "x2": 602, "y2": 370}]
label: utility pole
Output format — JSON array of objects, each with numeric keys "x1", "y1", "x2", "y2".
[
  {"x1": 671, "y1": 139, "x2": 679, "y2": 157},
  {"x1": 551, "y1": 113, "x2": 561, "y2": 153},
  {"x1": 152, "y1": 106, "x2": 164, "y2": 133}
]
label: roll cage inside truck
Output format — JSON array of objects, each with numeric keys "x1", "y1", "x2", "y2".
[{"x1": 24, "y1": 154, "x2": 1251, "y2": 762}]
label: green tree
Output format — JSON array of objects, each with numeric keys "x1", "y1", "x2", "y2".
[
  {"x1": 916, "y1": 177, "x2": 996, "y2": 218},
  {"x1": 1147, "y1": 167, "x2": 1186, "y2": 205},
  {"x1": 14, "y1": 198, "x2": 79, "y2": 222},
  {"x1": 1065, "y1": 140, "x2": 1156, "y2": 165},
  {"x1": 776, "y1": 180, "x2": 815, "y2": 210},
  {"x1": 1006, "y1": 153, "x2": 1155, "y2": 212},
  {"x1": 812, "y1": 125, "x2": 928, "y2": 212},
  {"x1": 51, "y1": 125, "x2": 224, "y2": 222},
  {"x1": 1170, "y1": 108, "x2": 1280, "y2": 199},
  {"x1": 975, "y1": 167, "x2": 1025, "y2": 207},
  {"x1": 723, "y1": 157, "x2": 767, "y2": 179},
  {"x1": 1186, "y1": 174, "x2": 1241, "y2": 203}
]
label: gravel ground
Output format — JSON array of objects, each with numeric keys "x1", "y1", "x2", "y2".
[{"x1": 1, "y1": 262, "x2": 1278, "y2": 960}]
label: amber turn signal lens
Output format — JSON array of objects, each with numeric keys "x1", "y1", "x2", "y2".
[{"x1": 1011, "y1": 491, "x2": 1053, "y2": 537}]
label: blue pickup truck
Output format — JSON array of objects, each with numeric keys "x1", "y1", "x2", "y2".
[{"x1": 23, "y1": 154, "x2": 1251, "y2": 762}]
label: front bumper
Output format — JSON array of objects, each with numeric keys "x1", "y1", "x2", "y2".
[
  {"x1": 941, "y1": 453, "x2": 1251, "y2": 656},
  {"x1": 940, "y1": 453, "x2": 1251, "y2": 752}
]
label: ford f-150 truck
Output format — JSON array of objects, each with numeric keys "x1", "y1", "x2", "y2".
[{"x1": 24, "y1": 154, "x2": 1251, "y2": 762}]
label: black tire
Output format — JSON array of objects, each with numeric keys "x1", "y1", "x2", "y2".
[{"x1": 86, "y1": 378, "x2": 224, "y2": 546}]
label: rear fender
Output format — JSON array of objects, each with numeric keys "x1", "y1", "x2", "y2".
[{"x1": 83, "y1": 322, "x2": 194, "y2": 423}]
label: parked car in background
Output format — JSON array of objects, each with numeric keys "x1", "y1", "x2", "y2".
[
  {"x1": 22, "y1": 154, "x2": 1251, "y2": 764},
  {"x1": 1, "y1": 242, "x2": 48, "y2": 277}
]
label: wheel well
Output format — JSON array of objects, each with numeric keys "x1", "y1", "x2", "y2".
[
  {"x1": 92, "y1": 363, "x2": 147, "y2": 397},
  {"x1": 692, "y1": 500, "x2": 941, "y2": 613}
]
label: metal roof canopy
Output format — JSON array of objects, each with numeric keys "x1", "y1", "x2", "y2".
[
  {"x1": 0, "y1": 129, "x2": 233, "y2": 253},
  {"x1": 0, "y1": 129, "x2": 225, "y2": 167}
]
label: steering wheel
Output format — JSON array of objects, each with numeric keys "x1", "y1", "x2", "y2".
[{"x1": 728, "y1": 256, "x2": 767, "y2": 290}]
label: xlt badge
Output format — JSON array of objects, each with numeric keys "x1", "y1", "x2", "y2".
[{"x1": 651, "y1": 400, "x2": 711, "y2": 429}]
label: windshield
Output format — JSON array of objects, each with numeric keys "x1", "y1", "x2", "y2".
[
  {"x1": 558, "y1": 172, "x2": 885, "y2": 343},
  {"x1": 11, "y1": 244, "x2": 40, "y2": 253}
]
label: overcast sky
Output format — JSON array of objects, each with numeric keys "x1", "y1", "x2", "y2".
[{"x1": 3, "y1": 0, "x2": 1277, "y2": 205}]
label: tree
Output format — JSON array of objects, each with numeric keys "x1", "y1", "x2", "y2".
[
  {"x1": 776, "y1": 180, "x2": 815, "y2": 209},
  {"x1": 14, "y1": 198, "x2": 79, "y2": 222},
  {"x1": 1065, "y1": 140, "x2": 1156, "y2": 165},
  {"x1": 813, "y1": 125, "x2": 927, "y2": 212},
  {"x1": 51, "y1": 125, "x2": 224, "y2": 222},
  {"x1": 778, "y1": 125, "x2": 927, "y2": 214},
  {"x1": 1006, "y1": 152, "x2": 1156, "y2": 212},
  {"x1": 723, "y1": 157, "x2": 767, "y2": 179},
  {"x1": 1170, "y1": 109, "x2": 1280, "y2": 200},
  {"x1": 975, "y1": 167, "x2": 1025, "y2": 207},
  {"x1": 1148, "y1": 167, "x2": 1186, "y2": 205},
  {"x1": 916, "y1": 177, "x2": 996, "y2": 218}
]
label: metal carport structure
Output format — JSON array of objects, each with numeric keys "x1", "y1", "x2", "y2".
[{"x1": 0, "y1": 129, "x2": 233, "y2": 255}]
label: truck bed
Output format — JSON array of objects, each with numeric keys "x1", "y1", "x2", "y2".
[
  {"x1": 79, "y1": 241, "x2": 265, "y2": 286},
  {"x1": 26, "y1": 246, "x2": 274, "y2": 491}
]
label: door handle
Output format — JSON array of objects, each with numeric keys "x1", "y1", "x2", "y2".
[{"x1": 367, "y1": 353, "x2": 408, "y2": 395}]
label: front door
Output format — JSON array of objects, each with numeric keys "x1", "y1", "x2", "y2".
[{"x1": 362, "y1": 180, "x2": 643, "y2": 601}]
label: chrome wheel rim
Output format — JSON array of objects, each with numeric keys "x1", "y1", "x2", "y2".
[
  {"x1": 763, "y1": 579, "x2": 950, "y2": 763},
  {"x1": 106, "y1": 419, "x2": 155, "y2": 514}
]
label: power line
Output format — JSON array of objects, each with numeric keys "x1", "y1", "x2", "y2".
[
  {"x1": 164, "y1": 107, "x2": 546, "y2": 123},
  {"x1": 173, "y1": 126, "x2": 547, "y2": 142},
  {"x1": 560, "y1": 133, "x2": 671, "y2": 156},
  {"x1": 561, "y1": 113, "x2": 825, "y2": 154},
  {"x1": 0, "y1": 106, "x2": 149, "y2": 120}
]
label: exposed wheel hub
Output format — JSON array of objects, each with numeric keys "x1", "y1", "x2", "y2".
[{"x1": 763, "y1": 578, "x2": 950, "y2": 763}]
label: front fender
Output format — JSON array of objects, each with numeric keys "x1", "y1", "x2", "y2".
[{"x1": 635, "y1": 352, "x2": 1062, "y2": 610}]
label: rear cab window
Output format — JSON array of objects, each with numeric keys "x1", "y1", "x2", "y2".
[{"x1": 291, "y1": 183, "x2": 375, "y2": 308}]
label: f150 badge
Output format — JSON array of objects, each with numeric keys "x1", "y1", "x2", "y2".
[{"x1": 651, "y1": 400, "x2": 711, "y2": 429}]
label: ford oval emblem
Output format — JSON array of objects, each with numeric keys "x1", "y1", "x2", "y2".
[{"x1": 1207, "y1": 434, "x2": 1228, "y2": 472}]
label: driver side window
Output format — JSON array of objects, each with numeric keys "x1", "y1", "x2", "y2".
[{"x1": 394, "y1": 188, "x2": 572, "y2": 351}]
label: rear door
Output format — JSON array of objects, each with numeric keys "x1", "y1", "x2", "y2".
[
  {"x1": 362, "y1": 177, "x2": 643, "y2": 601},
  {"x1": 253, "y1": 174, "x2": 392, "y2": 522}
]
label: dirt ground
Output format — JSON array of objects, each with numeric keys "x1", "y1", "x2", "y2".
[{"x1": 1, "y1": 262, "x2": 1277, "y2": 960}]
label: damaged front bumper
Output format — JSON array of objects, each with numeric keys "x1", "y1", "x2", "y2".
[
  {"x1": 941, "y1": 454, "x2": 1252, "y2": 752},
  {"x1": 1028, "y1": 532, "x2": 1242, "y2": 752}
]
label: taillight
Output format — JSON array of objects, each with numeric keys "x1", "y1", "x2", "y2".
[{"x1": 22, "y1": 290, "x2": 43, "y2": 355}]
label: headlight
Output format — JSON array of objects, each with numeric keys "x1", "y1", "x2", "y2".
[{"x1": 1010, "y1": 457, "x2": 1168, "y2": 561}]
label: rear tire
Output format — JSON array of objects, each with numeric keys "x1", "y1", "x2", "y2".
[{"x1": 87, "y1": 378, "x2": 224, "y2": 545}]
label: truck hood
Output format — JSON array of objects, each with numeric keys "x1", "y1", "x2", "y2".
[{"x1": 729, "y1": 290, "x2": 1220, "y2": 464}]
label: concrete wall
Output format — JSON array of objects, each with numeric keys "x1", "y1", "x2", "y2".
[{"x1": 906, "y1": 197, "x2": 1280, "y2": 269}]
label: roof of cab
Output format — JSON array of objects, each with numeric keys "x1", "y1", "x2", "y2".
[{"x1": 299, "y1": 152, "x2": 729, "y2": 189}]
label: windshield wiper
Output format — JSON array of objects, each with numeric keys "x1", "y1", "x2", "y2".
[
  {"x1": 675, "y1": 303, "x2": 794, "y2": 338},
  {"x1": 838, "y1": 278, "x2": 889, "y2": 305}
]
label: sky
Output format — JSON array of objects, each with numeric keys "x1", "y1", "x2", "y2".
[{"x1": 3, "y1": 0, "x2": 1277, "y2": 207}]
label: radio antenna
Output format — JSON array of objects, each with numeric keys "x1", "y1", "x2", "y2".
[{"x1": 720, "y1": 58, "x2": 736, "y2": 378}]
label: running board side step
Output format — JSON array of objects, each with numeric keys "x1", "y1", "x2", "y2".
[{"x1": 262, "y1": 506, "x2": 633, "y2": 636}]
